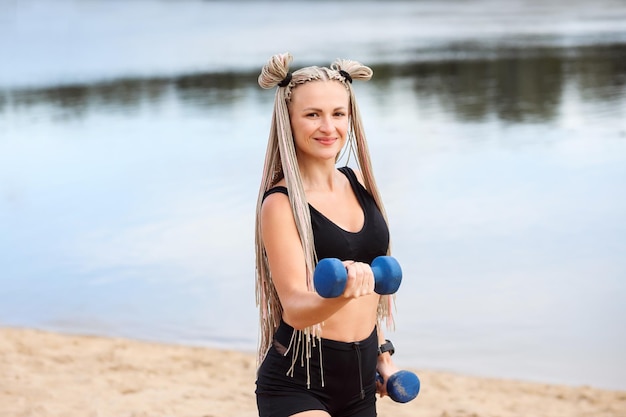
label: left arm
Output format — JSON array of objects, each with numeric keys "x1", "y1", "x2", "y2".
[{"x1": 375, "y1": 328, "x2": 400, "y2": 397}]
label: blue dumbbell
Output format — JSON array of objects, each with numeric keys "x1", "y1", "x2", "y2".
[
  {"x1": 313, "y1": 256, "x2": 402, "y2": 298},
  {"x1": 376, "y1": 370, "x2": 420, "y2": 403}
]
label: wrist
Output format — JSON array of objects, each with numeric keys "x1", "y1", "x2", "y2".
[{"x1": 378, "y1": 339, "x2": 395, "y2": 356}]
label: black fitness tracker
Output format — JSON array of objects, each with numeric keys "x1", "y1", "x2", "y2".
[{"x1": 378, "y1": 339, "x2": 395, "y2": 356}]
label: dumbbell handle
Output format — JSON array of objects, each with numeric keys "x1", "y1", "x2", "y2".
[{"x1": 313, "y1": 256, "x2": 402, "y2": 298}]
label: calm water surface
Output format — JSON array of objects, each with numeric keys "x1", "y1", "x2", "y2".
[{"x1": 1, "y1": 0, "x2": 626, "y2": 390}]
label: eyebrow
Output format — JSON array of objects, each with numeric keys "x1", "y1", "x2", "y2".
[{"x1": 301, "y1": 106, "x2": 348, "y2": 112}]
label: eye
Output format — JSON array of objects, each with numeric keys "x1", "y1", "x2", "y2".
[
  {"x1": 305, "y1": 112, "x2": 319, "y2": 118},
  {"x1": 334, "y1": 111, "x2": 346, "y2": 117}
]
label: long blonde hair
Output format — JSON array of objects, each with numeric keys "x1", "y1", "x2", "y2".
[{"x1": 255, "y1": 53, "x2": 394, "y2": 366}]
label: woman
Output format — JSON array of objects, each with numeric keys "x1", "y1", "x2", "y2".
[{"x1": 255, "y1": 53, "x2": 400, "y2": 417}]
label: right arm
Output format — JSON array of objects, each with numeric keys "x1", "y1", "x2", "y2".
[{"x1": 261, "y1": 192, "x2": 374, "y2": 330}]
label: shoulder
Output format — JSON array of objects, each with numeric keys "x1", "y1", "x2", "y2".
[
  {"x1": 260, "y1": 187, "x2": 301, "y2": 262},
  {"x1": 352, "y1": 168, "x2": 366, "y2": 185},
  {"x1": 262, "y1": 185, "x2": 289, "y2": 210},
  {"x1": 263, "y1": 185, "x2": 288, "y2": 202},
  {"x1": 261, "y1": 187, "x2": 292, "y2": 229},
  {"x1": 339, "y1": 166, "x2": 366, "y2": 187}
]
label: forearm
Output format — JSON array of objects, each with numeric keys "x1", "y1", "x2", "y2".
[
  {"x1": 281, "y1": 291, "x2": 350, "y2": 330},
  {"x1": 376, "y1": 328, "x2": 396, "y2": 369}
]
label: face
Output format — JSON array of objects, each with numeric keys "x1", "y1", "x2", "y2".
[{"x1": 288, "y1": 80, "x2": 350, "y2": 163}]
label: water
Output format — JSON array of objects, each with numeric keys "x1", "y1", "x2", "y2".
[{"x1": 1, "y1": 0, "x2": 626, "y2": 391}]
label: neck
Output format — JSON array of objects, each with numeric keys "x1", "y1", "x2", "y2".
[{"x1": 297, "y1": 158, "x2": 338, "y2": 192}]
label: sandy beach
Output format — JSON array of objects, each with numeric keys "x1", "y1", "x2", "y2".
[{"x1": 1, "y1": 327, "x2": 624, "y2": 417}]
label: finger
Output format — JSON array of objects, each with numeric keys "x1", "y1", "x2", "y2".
[
  {"x1": 364, "y1": 264, "x2": 375, "y2": 293},
  {"x1": 343, "y1": 262, "x2": 375, "y2": 298},
  {"x1": 344, "y1": 262, "x2": 365, "y2": 298},
  {"x1": 344, "y1": 262, "x2": 361, "y2": 298},
  {"x1": 376, "y1": 377, "x2": 387, "y2": 397},
  {"x1": 341, "y1": 260, "x2": 355, "y2": 268},
  {"x1": 355, "y1": 262, "x2": 374, "y2": 296},
  {"x1": 354, "y1": 262, "x2": 370, "y2": 296}
]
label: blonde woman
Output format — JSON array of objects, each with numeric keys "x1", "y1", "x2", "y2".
[{"x1": 255, "y1": 53, "x2": 400, "y2": 417}]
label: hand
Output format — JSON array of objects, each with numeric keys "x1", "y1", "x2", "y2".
[{"x1": 340, "y1": 261, "x2": 375, "y2": 298}]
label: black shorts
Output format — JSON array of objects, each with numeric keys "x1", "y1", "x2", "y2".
[{"x1": 256, "y1": 320, "x2": 378, "y2": 417}]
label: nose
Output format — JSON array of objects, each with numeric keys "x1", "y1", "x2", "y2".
[{"x1": 319, "y1": 114, "x2": 333, "y2": 133}]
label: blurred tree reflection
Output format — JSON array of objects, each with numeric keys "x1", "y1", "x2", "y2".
[
  {"x1": 1, "y1": 44, "x2": 624, "y2": 124},
  {"x1": 573, "y1": 44, "x2": 626, "y2": 103},
  {"x1": 373, "y1": 43, "x2": 625, "y2": 123}
]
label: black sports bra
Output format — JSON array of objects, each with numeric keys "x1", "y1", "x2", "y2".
[{"x1": 263, "y1": 166, "x2": 389, "y2": 264}]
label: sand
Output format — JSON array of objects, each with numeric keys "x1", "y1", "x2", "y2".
[{"x1": 1, "y1": 327, "x2": 624, "y2": 417}]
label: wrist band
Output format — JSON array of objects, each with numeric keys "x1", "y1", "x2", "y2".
[{"x1": 378, "y1": 339, "x2": 395, "y2": 356}]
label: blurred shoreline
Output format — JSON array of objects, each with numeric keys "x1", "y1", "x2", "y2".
[{"x1": 2, "y1": 325, "x2": 625, "y2": 417}]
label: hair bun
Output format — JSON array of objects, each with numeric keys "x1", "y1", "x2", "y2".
[
  {"x1": 258, "y1": 53, "x2": 293, "y2": 89},
  {"x1": 331, "y1": 59, "x2": 373, "y2": 82}
]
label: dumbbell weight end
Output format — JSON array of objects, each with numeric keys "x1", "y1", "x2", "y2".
[{"x1": 376, "y1": 370, "x2": 420, "y2": 403}]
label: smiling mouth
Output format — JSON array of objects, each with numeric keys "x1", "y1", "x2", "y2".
[{"x1": 316, "y1": 137, "x2": 337, "y2": 145}]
